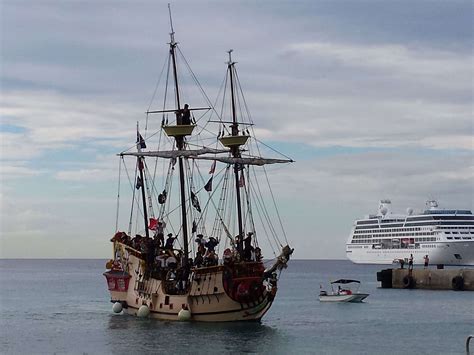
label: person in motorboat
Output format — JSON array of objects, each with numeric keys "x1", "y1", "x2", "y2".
[{"x1": 337, "y1": 285, "x2": 353, "y2": 295}]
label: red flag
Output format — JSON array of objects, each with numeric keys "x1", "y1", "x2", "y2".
[
  {"x1": 148, "y1": 218, "x2": 158, "y2": 230},
  {"x1": 209, "y1": 160, "x2": 216, "y2": 174},
  {"x1": 239, "y1": 172, "x2": 245, "y2": 187}
]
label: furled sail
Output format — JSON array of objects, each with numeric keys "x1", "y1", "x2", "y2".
[
  {"x1": 120, "y1": 147, "x2": 229, "y2": 159},
  {"x1": 191, "y1": 156, "x2": 294, "y2": 166}
]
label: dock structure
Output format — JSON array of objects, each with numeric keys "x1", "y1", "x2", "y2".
[{"x1": 377, "y1": 268, "x2": 474, "y2": 290}]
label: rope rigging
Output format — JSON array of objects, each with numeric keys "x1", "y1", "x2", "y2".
[{"x1": 113, "y1": 43, "x2": 292, "y2": 268}]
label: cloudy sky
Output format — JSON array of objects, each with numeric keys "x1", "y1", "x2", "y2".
[{"x1": 1, "y1": 0, "x2": 472, "y2": 259}]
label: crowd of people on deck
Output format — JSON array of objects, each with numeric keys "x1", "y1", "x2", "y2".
[{"x1": 111, "y1": 228, "x2": 264, "y2": 291}]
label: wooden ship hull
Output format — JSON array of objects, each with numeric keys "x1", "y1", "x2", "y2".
[{"x1": 104, "y1": 242, "x2": 279, "y2": 322}]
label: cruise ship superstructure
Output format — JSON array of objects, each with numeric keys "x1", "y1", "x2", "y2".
[{"x1": 346, "y1": 200, "x2": 474, "y2": 266}]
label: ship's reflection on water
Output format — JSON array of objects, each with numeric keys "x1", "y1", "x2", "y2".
[{"x1": 106, "y1": 314, "x2": 288, "y2": 353}]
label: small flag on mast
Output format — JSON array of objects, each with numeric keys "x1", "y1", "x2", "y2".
[
  {"x1": 209, "y1": 160, "x2": 216, "y2": 174},
  {"x1": 136, "y1": 176, "x2": 143, "y2": 189},
  {"x1": 148, "y1": 218, "x2": 158, "y2": 230},
  {"x1": 204, "y1": 177, "x2": 213, "y2": 192},
  {"x1": 137, "y1": 132, "x2": 147, "y2": 149},
  {"x1": 191, "y1": 192, "x2": 202, "y2": 213},
  {"x1": 239, "y1": 172, "x2": 245, "y2": 187}
]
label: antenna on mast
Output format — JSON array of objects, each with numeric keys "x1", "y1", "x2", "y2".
[{"x1": 168, "y1": 3, "x2": 175, "y2": 44}]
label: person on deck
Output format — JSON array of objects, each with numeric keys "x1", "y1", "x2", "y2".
[
  {"x1": 154, "y1": 221, "x2": 165, "y2": 248},
  {"x1": 399, "y1": 259, "x2": 405, "y2": 269},
  {"x1": 165, "y1": 233, "x2": 176, "y2": 251},
  {"x1": 205, "y1": 237, "x2": 219, "y2": 253},
  {"x1": 243, "y1": 232, "x2": 255, "y2": 261},
  {"x1": 194, "y1": 251, "x2": 204, "y2": 268},
  {"x1": 181, "y1": 104, "x2": 191, "y2": 125},
  {"x1": 424, "y1": 255, "x2": 429, "y2": 269},
  {"x1": 155, "y1": 251, "x2": 168, "y2": 277},
  {"x1": 195, "y1": 234, "x2": 207, "y2": 255},
  {"x1": 205, "y1": 249, "x2": 218, "y2": 266},
  {"x1": 131, "y1": 235, "x2": 141, "y2": 250},
  {"x1": 408, "y1": 254, "x2": 414, "y2": 272},
  {"x1": 223, "y1": 248, "x2": 233, "y2": 265},
  {"x1": 166, "y1": 252, "x2": 177, "y2": 269}
]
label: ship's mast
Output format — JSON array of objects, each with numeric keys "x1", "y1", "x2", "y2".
[
  {"x1": 227, "y1": 50, "x2": 244, "y2": 255},
  {"x1": 168, "y1": 5, "x2": 189, "y2": 267},
  {"x1": 137, "y1": 123, "x2": 149, "y2": 238}
]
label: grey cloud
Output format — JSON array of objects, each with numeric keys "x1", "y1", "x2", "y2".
[{"x1": 1, "y1": 1, "x2": 472, "y2": 258}]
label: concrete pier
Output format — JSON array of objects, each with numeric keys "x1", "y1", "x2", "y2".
[{"x1": 377, "y1": 268, "x2": 474, "y2": 290}]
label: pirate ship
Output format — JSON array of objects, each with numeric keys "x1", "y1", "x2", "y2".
[{"x1": 104, "y1": 10, "x2": 293, "y2": 322}]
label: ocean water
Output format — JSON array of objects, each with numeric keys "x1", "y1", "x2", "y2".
[{"x1": 0, "y1": 259, "x2": 472, "y2": 354}]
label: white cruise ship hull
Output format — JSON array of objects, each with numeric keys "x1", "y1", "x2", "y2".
[{"x1": 347, "y1": 241, "x2": 474, "y2": 266}]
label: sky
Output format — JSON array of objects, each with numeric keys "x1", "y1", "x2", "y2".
[{"x1": 1, "y1": 0, "x2": 473, "y2": 259}]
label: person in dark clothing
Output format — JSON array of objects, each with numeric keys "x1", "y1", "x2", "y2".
[
  {"x1": 205, "y1": 237, "x2": 219, "y2": 252},
  {"x1": 399, "y1": 259, "x2": 405, "y2": 269},
  {"x1": 243, "y1": 232, "x2": 254, "y2": 261},
  {"x1": 165, "y1": 233, "x2": 176, "y2": 250},
  {"x1": 195, "y1": 234, "x2": 207, "y2": 255},
  {"x1": 408, "y1": 254, "x2": 414, "y2": 275},
  {"x1": 194, "y1": 251, "x2": 204, "y2": 268},
  {"x1": 153, "y1": 221, "x2": 165, "y2": 248},
  {"x1": 181, "y1": 104, "x2": 191, "y2": 125}
]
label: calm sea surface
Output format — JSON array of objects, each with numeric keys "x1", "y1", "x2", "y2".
[{"x1": 0, "y1": 259, "x2": 472, "y2": 354}]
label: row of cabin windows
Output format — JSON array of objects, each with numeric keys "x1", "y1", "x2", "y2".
[
  {"x1": 424, "y1": 211, "x2": 472, "y2": 215},
  {"x1": 351, "y1": 238, "x2": 436, "y2": 245},
  {"x1": 355, "y1": 226, "x2": 473, "y2": 233},
  {"x1": 351, "y1": 237, "x2": 436, "y2": 244},
  {"x1": 440, "y1": 227, "x2": 473, "y2": 231},
  {"x1": 353, "y1": 235, "x2": 436, "y2": 241},
  {"x1": 354, "y1": 227, "x2": 427, "y2": 234},
  {"x1": 445, "y1": 231, "x2": 474, "y2": 234},
  {"x1": 400, "y1": 215, "x2": 473, "y2": 222},
  {"x1": 355, "y1": 221, "x2": 474, "y2": 230},
  {"x1": 353, "y1": 233, "x2": 435, "y2": 239}
]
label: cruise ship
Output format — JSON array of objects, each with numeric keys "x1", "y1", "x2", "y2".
[{"x1": 346, "y1": 200, "x2": 474, "y2": 266}]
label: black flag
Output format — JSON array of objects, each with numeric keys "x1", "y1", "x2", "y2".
[
  {"x1": 204, "y1": 177, "x2": 213, "y2": 192},
  {"x1": 136, "y1": 176, "x2": 142, "y2": 189},
  {"x1": 137, "y1": 132, "x2": 147, "y2": 149},
  {"x1": 191, "y1": 192, "x2": 201, "y2": 213}
]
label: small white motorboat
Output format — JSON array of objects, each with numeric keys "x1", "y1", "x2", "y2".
[{"x1": 319, "y1": 279, "x2": 369, "y2": 303}]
